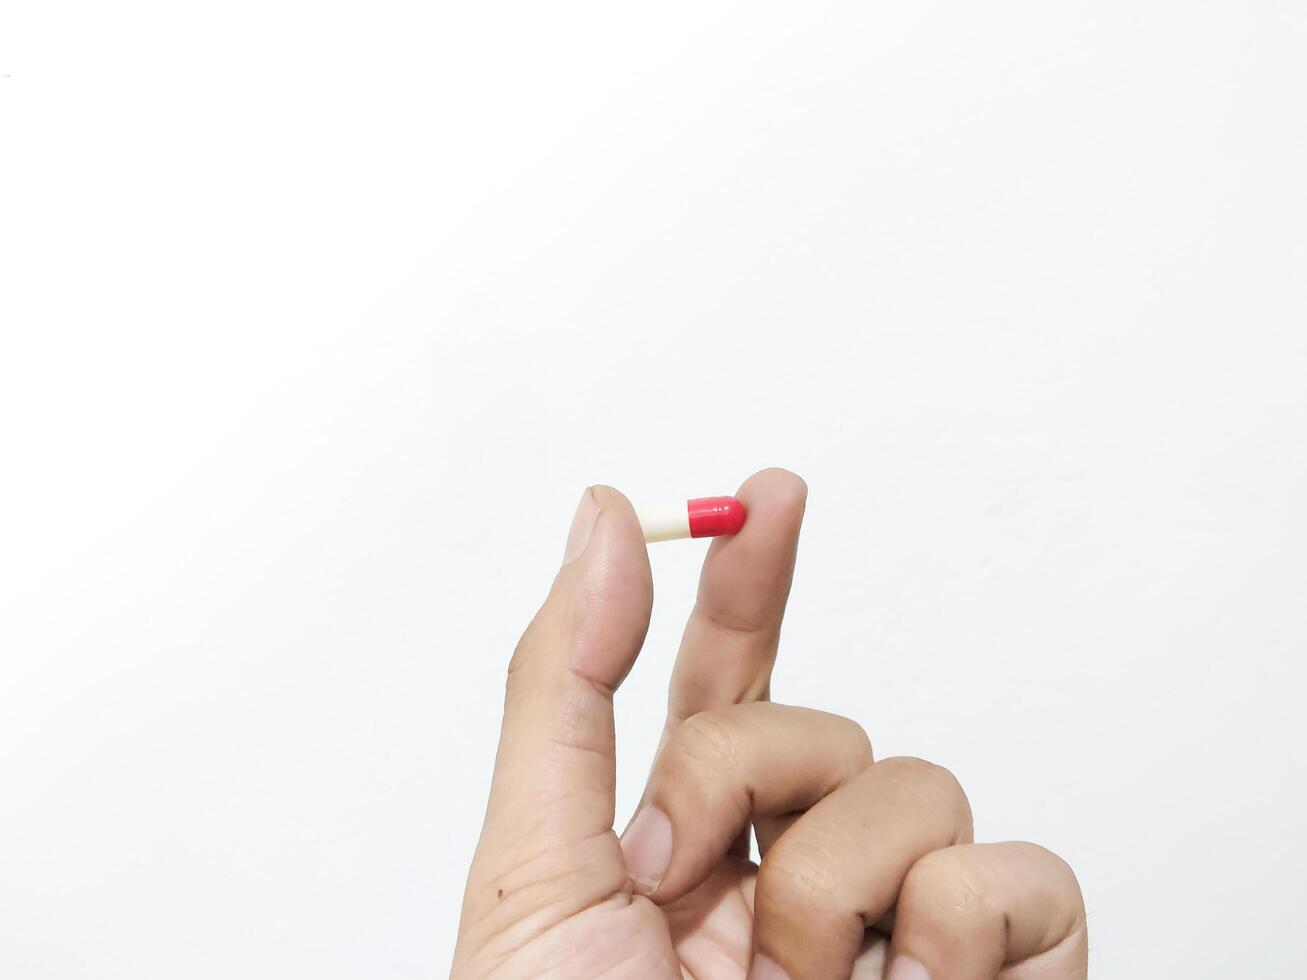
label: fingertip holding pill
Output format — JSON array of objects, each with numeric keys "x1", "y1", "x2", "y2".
[{"x1": 636, "y1": 496, "x2": 747, "y2": 543}]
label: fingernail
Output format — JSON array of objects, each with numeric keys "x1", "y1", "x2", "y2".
[
  {"x1": 886, "y1": 955, "x2": 930, "y2": 980},
  {"x1": 562, "y1": 489, "x2": 599, "y2": 565},
  {"x1": 747, "y1": 954, "x2": 791, "y2": 980},
  {"x1": 619, "y1": 805, "x2": 672, "y2": 892}
]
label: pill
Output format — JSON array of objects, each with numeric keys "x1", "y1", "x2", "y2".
[{"x1": 636, "y1": 496, "x2": 747, "y2": 543}]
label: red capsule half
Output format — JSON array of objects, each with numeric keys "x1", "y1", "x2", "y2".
[{"x1": 687, "y1": 496, "x2": 748, "y2": 538}]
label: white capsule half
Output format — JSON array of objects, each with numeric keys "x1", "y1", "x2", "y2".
[{"x1": 635, "y1": 502, "x2": 692, "y2": 543}]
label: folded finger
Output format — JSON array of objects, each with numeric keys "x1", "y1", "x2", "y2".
[
  {"x1": 888, "y1": 842, "x2": 1088, "y2": 980},
  {"x1": 619, "y1": 702, "x2": 872, "y2": 900},
  {"x1": 750, "y1": 757, "x2": 974, "y2": 980}
]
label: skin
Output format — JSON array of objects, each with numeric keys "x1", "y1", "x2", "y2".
[{"x1": 452, "y1": 469, "x2": 1088, "y2": 980}]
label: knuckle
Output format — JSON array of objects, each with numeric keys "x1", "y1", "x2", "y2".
[
  {"x1": 758, "y1": 832, "x2": 846, "y2": 910},
  {"x1": 504, "y1": 603, "x2": 558, "y2": 683},
  {"x1": 881, "y1": 754, "x2": 955, "y2": 786},
  {"x1": 808, "y1": 708, "x2": 875, "y2": 777},
  {"x1": 879, "y1": 756, "x2": 972, "y2": 832},
  {"x1": 765, "y1": 704, "x2": 874, "y2": 768},
  {"x1": 504, "y1": 636, "x2": 535, "y2": 698},
  {"x1": 905, "y1": 849, "x2": 991, "y2": 920},
  {"x1": 1012, "y1": 842, "x2": 1087, "y2": 910},
  {"x1": 836, "y1": 715, "x2": 875, "y2": 765},
  {"x1": 505, "y1": 634, "x2": 531, "y2": 681},
  {"x1": 668, "y1": 709, "x2": 741, "y2": 774}
]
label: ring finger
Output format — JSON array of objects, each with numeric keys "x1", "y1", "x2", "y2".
[
  {"x1": 751, "y1": 762, "x2": 1087, "y2": 980},
  {"x1": 750, "y1": 757, "x2": 974, "y2": 979}
]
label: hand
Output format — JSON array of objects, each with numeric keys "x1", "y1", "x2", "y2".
[{"x1": 452, "y1": 470, "x2": 1087, "y2": 979}]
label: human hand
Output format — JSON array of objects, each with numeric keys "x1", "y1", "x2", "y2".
[{"x1": 452, "y1": 470, "x2": 1087, "y2": 979}]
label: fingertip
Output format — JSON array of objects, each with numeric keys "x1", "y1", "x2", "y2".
[
  {"x1": 729, "y1": 470, "x2": 807, "y2": 541},
  {"x1": 737, "y1": 468, "x2": 808, "y2": 510},
  {"x1": 585, "y1": 484, "x2": 653, "y2": 595},
  {"x1": 588, "y1": 484, "x2": 644, "y2": 533}
]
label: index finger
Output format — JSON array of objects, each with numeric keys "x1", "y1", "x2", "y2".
[{"x1": 665, "y1": 467, "x2": 808, "y2": 726}]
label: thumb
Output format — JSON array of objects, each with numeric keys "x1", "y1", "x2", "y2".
[{"x1": 459, "y1": 487, "x2": 653, "y2": 934}]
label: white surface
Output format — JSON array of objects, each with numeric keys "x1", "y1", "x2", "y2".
[
  {"x1": 636, "y1": 502, "x2": 693, "y2": 543},
  {"x1": 2, "y1": 2, "x2": 1305, "y2": 977}
]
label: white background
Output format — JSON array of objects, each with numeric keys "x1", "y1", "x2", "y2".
[{"x1": 2, "y1": 2, "x2": 1305, "y2": 977}]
